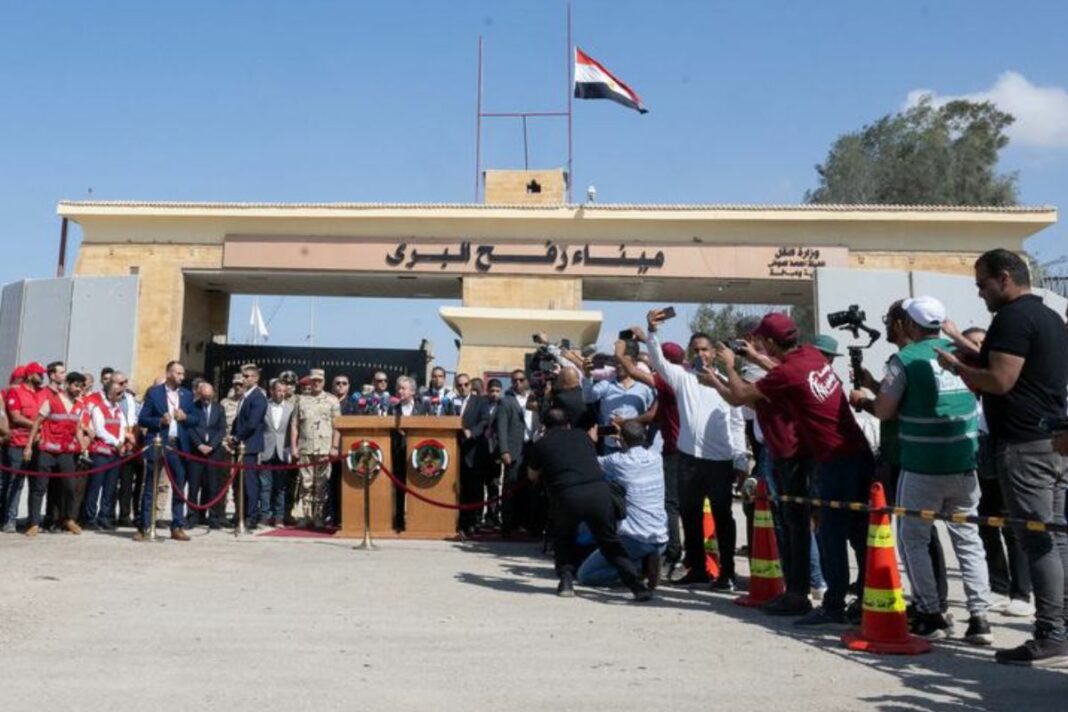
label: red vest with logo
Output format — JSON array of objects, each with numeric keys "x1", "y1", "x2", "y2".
[
  {"x1": 89, "y1": 401, "x2": 124, "y2": 456},
  {"x1": 40, "y1": 393, "x2": 85, "y2": 454},
  {"x1": 5, "y1": 385, "x2": 45, "y2": 448}
]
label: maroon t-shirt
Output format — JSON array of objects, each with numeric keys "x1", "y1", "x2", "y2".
[
  {"x1": 756, "y1": 345, "x2": 868, "y2": 462},
  {"x1": 653, "y1": 373, "x2": 680, "y2": 455},
  {"x1": 753, "y1": 398, "x2": 804, "y2": 460}
]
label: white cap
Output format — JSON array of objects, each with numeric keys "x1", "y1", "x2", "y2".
[{"x1": 902, "y1": 296, "x2": 946, "y2": 328}]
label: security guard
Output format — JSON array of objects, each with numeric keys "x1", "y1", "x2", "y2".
[
  {"x1": 289, "y1": 369, "x2": 340, "y2": 528},
  {"x1": 220, "y1": 373, "x2": 244, "y2": 434}
]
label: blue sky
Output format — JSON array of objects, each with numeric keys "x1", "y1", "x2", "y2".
[{"x1": 3, "y1": 1, "x2": 1067, "y2": 367}]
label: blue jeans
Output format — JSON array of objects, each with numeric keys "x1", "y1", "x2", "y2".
[
  {"x1": 814, "y1": 451, "x2": 873, "y2": 613},
  {"x1": 141, "y1": 447, "x2": 187, "y2": 531},
  {"x1": 1, "y1": 446, "x2": 28, "y2": 526},
  {"x1": 258, "y1": 457, "x2": 287, "y2": 519},
  {"x1": 577, "y1": 536, "x2": 666, "y2": 586},
  {"x1": 809, "y1": 530, "x2": 826, "y2": 589},
  {"x1": 82, "y1": 454, "x2": 120, "y2": 526}
]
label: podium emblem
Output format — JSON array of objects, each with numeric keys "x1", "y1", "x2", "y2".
[
  {"x1": 347, "y1": 440, "x2": 383, "y2": 479},
  {"x1": 410, "y1": 438, "x2": 449, "y2": 479}
]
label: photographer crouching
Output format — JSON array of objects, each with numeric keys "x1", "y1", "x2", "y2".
[
  {"x1": 576, "y1": 420, "x2": 669, "y2": 588},
  {"x1": 527, "y1": 407, "x2": 654, "y2": 602}
]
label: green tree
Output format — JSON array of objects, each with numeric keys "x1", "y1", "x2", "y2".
[
  {"x1": 688, "y1": 303, "x2": 814, "y2": 345},
  {"x1": 806, "y1": 98, "x2": 1018, "y2": 206}
]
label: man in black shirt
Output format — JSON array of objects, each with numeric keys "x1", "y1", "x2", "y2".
[
  {"x1": 938, "y1": 249, "x2": 1068, "y2": 667},
  {"x1": 527, "y1": 408, "x2": 652, "y2": 601}
]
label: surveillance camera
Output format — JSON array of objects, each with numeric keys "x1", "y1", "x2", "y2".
[{"x1": 586, "y1": 185, "x2": 597, "y2": 203}]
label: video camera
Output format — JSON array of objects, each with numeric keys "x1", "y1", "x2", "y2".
[{"x1": 826, "y1": 304, "x2": 881, "y2": 392}]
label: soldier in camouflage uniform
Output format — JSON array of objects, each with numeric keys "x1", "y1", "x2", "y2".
[{"x1": 289, "y1": 369, "x2": 340, "y2": 528}]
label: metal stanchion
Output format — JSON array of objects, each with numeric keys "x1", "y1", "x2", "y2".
[
  {"x1": 353, "y1": 441, "x2": 377, "y2": 551},
  {"x1": 147, "y1": 435, "x2": 163, "y2": 541},
  {"x1": 235, "y1": 442, "x2": 247, "y2": 537}
]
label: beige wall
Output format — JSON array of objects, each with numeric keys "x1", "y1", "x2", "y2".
[
  {"x1": 462, "y1": 276, "x2": 582, "y2": 309},
  {"x1": 483, "y1": 169, "x2": 566, "y2": 205},
  {"x1": 851, "y1": 250, "x2": 980, "y2": 276},
  {"x1": 74, "y1": 244, "x2": 225, "y2": 393}
]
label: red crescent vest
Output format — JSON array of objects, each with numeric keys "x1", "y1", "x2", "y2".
[
  {"x1": 5, "y1": 384, "x2": 44, "y2": 448},
  {"x1": 89, "y1": 401, "x2": 124, "y2": 456},
  {"x1": 40, "y1": 393, "x2": 85, "y2": 454}
]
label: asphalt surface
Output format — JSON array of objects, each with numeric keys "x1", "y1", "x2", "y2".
[{"x1": 0, "y1": 518, "x2": 1064, "y2": 711}]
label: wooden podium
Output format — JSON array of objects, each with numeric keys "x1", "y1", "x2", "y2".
[{"x1": 335, "y1": 415, "x2": 461, "y2": 539}]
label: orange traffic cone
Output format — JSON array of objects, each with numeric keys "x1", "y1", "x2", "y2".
[
  {"x1": 735, "y1": 480, "x2": 785, "y2": 607},
  {"x1": 703, "y1": 498, "x2": 721, "y2": 580},
  {"x1": 841, "y1": 482, "x2": 931, "y2": 655}
]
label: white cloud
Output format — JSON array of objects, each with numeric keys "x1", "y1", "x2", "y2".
[{"x1": 905, "y1": 71, "x2": 1068, "y2": 149}]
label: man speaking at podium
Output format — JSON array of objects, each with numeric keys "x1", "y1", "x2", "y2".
[{"x1": 388, "y1": 376, "x2": 427, "y2": 530}]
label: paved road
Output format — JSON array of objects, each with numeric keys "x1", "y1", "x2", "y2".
[{"x1": 0, "y1": 525, "x2": 1064, "y2": 711}]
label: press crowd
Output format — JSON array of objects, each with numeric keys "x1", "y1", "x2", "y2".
[
  {"x1": 1, "y1": 248, "x2": 1067, "y2": 666},
  {"x1": 442, "y1": 248, "x2": 1068, "y2": 668}
]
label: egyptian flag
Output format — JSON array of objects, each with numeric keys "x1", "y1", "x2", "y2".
[{"x1": 573, "y1": 48, "x2": 648, "y2": 114}]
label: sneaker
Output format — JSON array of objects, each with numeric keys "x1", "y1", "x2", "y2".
[
  {"x1": 1, "y1": 522, "x2": 15, "y2": 534},
  {"x1": 671, "y1": 569, "x2": 710, "y2": 586},
  {"x1": 846, "y1": 599, "x2": 863, "y2": 626},
  {"x1": 762, "y1": 593, "x2": 813, "y2": 616},
  {"x1": 810, "y1": 585, "x2": 827, "y2": 603},
  {"x1": 996, "y1": 638, "x2": 1068, "y2": 667},
  {"x1": 25, "y1": 524, "x2": 40, "y2": 538},
  {"x1": 630, "y1": 582, "x2": 654, "y2": 603},
  {"x1": 910, "y1": 611, "x2": 954, "y2": 640},
  {"x1": 1002, "y1": 598, "x2": 1036, "y2": 618},
  {"x1": 710, "y1": 577, "x2": 736, "y2": 592},
  {"x1": 794, "y1": 606, "x2": 850, "y2": 628},
  {"x1": 964, "y1": 615, "x2": 994, "y2": 646},
  {"x1": 557, "y1": 575, "x2": 575, "y2": 598}
]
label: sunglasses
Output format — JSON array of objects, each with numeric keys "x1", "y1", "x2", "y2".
[{"x1": 374, "y1": 378, "x2": 387, "y2": 383}]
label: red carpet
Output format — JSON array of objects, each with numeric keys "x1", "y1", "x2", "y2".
[{"x1": 256, "y1": 527, "x2": 338, "y2": 539}]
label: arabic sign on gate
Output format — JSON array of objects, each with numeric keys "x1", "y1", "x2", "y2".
[{"x1": 223, "y1": 236, "x2": 847, "y2": 280}]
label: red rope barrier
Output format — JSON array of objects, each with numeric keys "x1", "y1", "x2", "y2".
[
  {"x1": 166, "y1": 447, "x2": 343, "y2": 471},
  {"x1": 375, "y1": 462, "x2": 526, "y2": 512},
  {"x1": 0, "y1": 447, "x2": 146, "y2": 478},
  {"x1": 161, "y1": 457, "x2": 238, "y2": 511}
]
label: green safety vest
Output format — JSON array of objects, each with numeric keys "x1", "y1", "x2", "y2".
[{"x1": 897, "y1": 337, "x2": 978, "y2": 475}]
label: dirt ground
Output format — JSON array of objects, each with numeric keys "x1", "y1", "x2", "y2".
[{"x1": 0, "y1": 520, "x2": 1064, "y2": 712}]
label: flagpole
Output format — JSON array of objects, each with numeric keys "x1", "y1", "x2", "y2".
[
  {"x1": 566, "y1": 1, "x2": 573, "y2": 205},
  {"x1": 474, "y1": 35, "x2": 483, "y2": 202}
]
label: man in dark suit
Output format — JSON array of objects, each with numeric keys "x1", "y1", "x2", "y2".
[
  {"x1": 453, "y1": 373, "x2": 490, "y2": 535},
  {"x1": 231, "y1": 363, "x2": 268, "y2": 530},
  {"x1": 135, "y1": 360, "x2": 200, "y2": 541},
  {"x1": 387, "y1": 375, "x2": 426, "y2": 530},
  {"x1": 497, "y1": 369, "x2": 541, "y2": 537},
  {"x1": 480, "y1": 379, "x2": 504, "y2": 528},
  {"x1": 186, "y1": 381, "x2": 228, "y2": 528}
]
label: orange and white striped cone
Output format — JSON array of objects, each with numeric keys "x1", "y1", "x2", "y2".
[
  {"x1": 735, "y1": 480, "x2": 785, "y2": 607},
  {"x1": 841, "y1": 482, "x2": 931, "y2": 655},
  {"x1": 703, "y1": 498, "x2": 721, "y2": 580}
]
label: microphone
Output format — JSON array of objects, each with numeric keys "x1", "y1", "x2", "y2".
[
  {"x1": 389, "y1": 396, "x2": 400, "y2": 410},
  {"x1": 357, "y1": 397, "x2": 367, "y2": 413},
  {"x1": 430, "y1": 395, "x2": 441, "y2": 416}
]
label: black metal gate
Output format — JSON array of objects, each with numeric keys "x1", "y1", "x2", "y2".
[{"x1": 203, "y1": 343, "x2": 427, "y2": 397}]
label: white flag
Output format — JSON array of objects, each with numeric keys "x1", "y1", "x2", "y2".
[{"x1": 250, "y1": 298, "x2": 269, "y2": 342}]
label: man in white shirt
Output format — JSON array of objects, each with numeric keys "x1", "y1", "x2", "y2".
[
  {"x1": 639, "y1": 313, "x2": 748, "y2": 590},
  {"x1": 82, "y1": 381, "x2": 130, "y2": 530}
]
